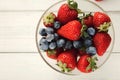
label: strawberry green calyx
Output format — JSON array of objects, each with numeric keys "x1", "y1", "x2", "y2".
[
  {"x1": 43, "y1": 12, "x2": 56, "y2": 27},
  {"x1": 57, "y1": 61, "x2": 71, "y2": 72},
  {"x1": 81, "y1": 25, "x2": 89, "y2": 38},
  {"x1": 47, "y1": 49, "x2": 56, "y2": 56},
  {"x1": 85, "y1": 12, "x2": 92, "y2": 18},
  {"x1": 86, "y1": 57, "x2": 98, "y2": 72},
  {"x1": 68, "y1": 0, "x2": 78, "y2": 9},
  {"x1": 67, "y1": 0, "x2": 82, "y2": 13},
  {"x1": 97, "y1": 22, "x2": 111, "y2": 32}
]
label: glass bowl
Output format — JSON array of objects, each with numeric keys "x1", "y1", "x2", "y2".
[{"x1": 35, "y1": 0, "x2": 115, "y2": 75}]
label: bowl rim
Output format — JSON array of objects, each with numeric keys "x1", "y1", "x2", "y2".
[{"x1": 35, "y1": 0, "x2": 115, "y2": 75}]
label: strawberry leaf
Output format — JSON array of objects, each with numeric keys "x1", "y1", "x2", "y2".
[
  {"x1": 98, "y1": 22, "x2": 111, "y2": 32},
  {"x1": 86, "y1": 57, "x2": 98, "y2": 72},
  {"x1": 57, "y1": 61, "x2": 72, "y2": 72}
]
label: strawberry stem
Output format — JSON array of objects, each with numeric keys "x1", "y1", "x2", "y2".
[
  {"x1": 86, "y1": 57, "x2": 98, "y2": 72},
  {"x1": 67, "y1": 0, "x2": 82, "y2": 14},
  {"x1": 98, "y1": 22, "x2": 111, "y2": 32},
  {"x1": 57, "y1": 61, "x2": 71, "y2": 72},
  {"x1": 47, "y1": 49, "x2": 56, "y2": 56}
]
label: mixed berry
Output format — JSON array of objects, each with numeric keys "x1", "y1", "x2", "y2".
[{"x1": 38, "y1": 0, "x2": 111, "y2": 73}]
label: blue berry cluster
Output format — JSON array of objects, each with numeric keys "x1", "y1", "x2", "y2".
[{"x1": 39, "y1": 21, "x2": 97, "y2": 56}]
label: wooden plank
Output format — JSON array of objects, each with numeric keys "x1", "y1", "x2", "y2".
[
  {"x1": 0, "y1": 0, "x2": 59, "y2": 11},
  {"x1": 0, "y1": 53, "x2": 119, "y2": 80},
  {"x1": 0, "y1": 0, "x2": 120, "y2": 11}
]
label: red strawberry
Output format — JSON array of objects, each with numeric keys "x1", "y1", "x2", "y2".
[
  {"x1": 57, "y1": 0, "x2": 79, "y2": 24},
  {"x1": 83, "y1": 14, "x2": 93, "y2": 27},
  {"x1": 57, "y1": 20, "x2": 82, "y2": 41},
  {"x1": 95, "y1": 0, "x2": 103, "y2": 1},
  {"x1": 43, "y1": 12, "x2": 56, "y2": 27},
  {"x1": 93, "y1": 12, "x2": 111, "y2": 31},
  {"x1": 78, "y1": 49, "x2": 87, "y2": 56},
  {"x1": 46, "y1": 48, "x2": 63, "y2": 59},
  {"x1": 93, "y1": 32, "x2": 111, "y2": 56},
  {"x1": 77, "y1": 55, "x2": 98, "y2": 73},
  {"x1": 57, "y1": 49, "x2": 77, "y2": 72}
]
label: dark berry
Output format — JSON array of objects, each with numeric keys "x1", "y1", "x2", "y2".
[
  {"x1": 84, "y1": 39, "x2": 92, "y2": 47},
  {"x1": 73, "y1": 41, "x2": 82, "y2": 49},
  {"x1": 46, "y1": 27, "x2": 54, "y2": 34},
  {"x1": 56, "y1": 39, "x2": 65, "y2": 48},
  {"x1": 64, "y1": 41, "x2": 72, "y2": 49},
  {"x1": 46, "y1": 34, "x2": 54, "y2": 42},
  {"x1": 54, "y1": 33, "x2": 59, "y2": 40},
  {"x1": 86, "y1": 46, "x2": 97, "y2": 55},
  {"x1": 39, "y1": 28, "x2": 47, "y2": 36},
  {"x1": 39, "y1": 38, "x2": 49, "y2": 50},
  {"x1": 87, "y1": 27, "x2": 96, "y2": 36},
  {"x1": 49, "y1": 42, "x2": 56, "y2": 50},
  {"x1": 54, "y1": 21, "x2": 61, "y2": 29}
]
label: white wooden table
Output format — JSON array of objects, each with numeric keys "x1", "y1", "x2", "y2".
[{"x1": 0, "y1": 0, "x2": 120, "y2": 80}]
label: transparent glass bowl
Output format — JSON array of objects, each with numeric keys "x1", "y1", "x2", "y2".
[{"x1": 35, "y1": 0, "x2": 115, "y2": 75}]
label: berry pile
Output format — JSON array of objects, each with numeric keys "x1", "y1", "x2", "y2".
[{"x1": 39, "y1": 0, "x2": 111, "y2": 73}]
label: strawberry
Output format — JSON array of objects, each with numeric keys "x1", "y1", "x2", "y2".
[
  {"x1": 83, "y1": 13, "x2": 93, "y2": 27},
  {"x1": 77, "y1": 55, "x2": 98, "y2": 73},
  {"x1": 78, "y1": 49, "x2": 87, "y2": 56},
  {"x1": 93, "y1": 32, "x2": 111, "y2": 56},
  {"x1": 43, "y1": 12, "x2": 56, "y2": 27},
  {"x1": 46, "y1": 48, "x2": 63, "y2": 59},
  {"x1": 95, "y1": 0, "x2": 103, "y2": 1},
  {"x1": 93, "y1": 12, "x2": 111, "y2": 32},
  {"x1": 57, "y1": 0, "x2": 80, "y2": 24},
  {"x1": 57, "y1": 20, "x2": 82, "y2": 41},
  {"x1": 57, "y1": 49, "x2": 77, "y2": 72}
]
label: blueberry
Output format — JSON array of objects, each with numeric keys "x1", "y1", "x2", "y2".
[
  {"x1": 86, "y1": 46, "x2": 97, "y2": 55},
  {"x1": 39, "y1": 38, "x2": 48, "y2": 45},
  {"x1": 54, "y1": 21, "x2": 61, "y2": 29},
  {"x1": 87, "y1": 27, "x2": 96, "y2": 36},
  {"x1": 40, "y1": 43, "x2": 49, "y2": 51},
  {"x1": 73, "y1": 41, "x2": 82, "y2": 49},
  {"x1": 46, "y1": 27, "x2": 54, "y2": 34},
  {"x1": 57, "y1": 39, "x2": 65, "y2": 48},
  {"x1": 64, "y1": 41, "x2": 72, "y2": 49},
  {"x1": 39, "y1": 38, "x2": 49, "y2": 50},
  {"x1": 84, "y1": 39, "x2": 92, "y2": 47},
  {"x1": 54, "y1": 33, "x2": 59, "y2": 40},
  {"x1": 49, "y1": 42, "x2": 56, "y2": 50},
  {"x1": 39, "y1": 28, "x2": 47, "y2": 36},
  {"x1": 46, "y1": 34, "x2": 54, "y2": 42}
]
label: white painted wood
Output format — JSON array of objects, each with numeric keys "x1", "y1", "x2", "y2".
[
  {"x1": 91, "y1": 0, "x2": 120, "y2": 11},
  {"x1": 0, "y1": 12, "x2": 120, "y2": 52},
  {"x1": 0, "y1": 0, "x2": 59, "y2": 11},
  {"x1": 0, "y1": 0, "x2": 120, "y2": 11},
  {"x1": 0, "y1": 53, "x2": 119, "y2": 80},
  {"x1": 0, "y1": 0, "x2": 119, "y2": 79}
]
